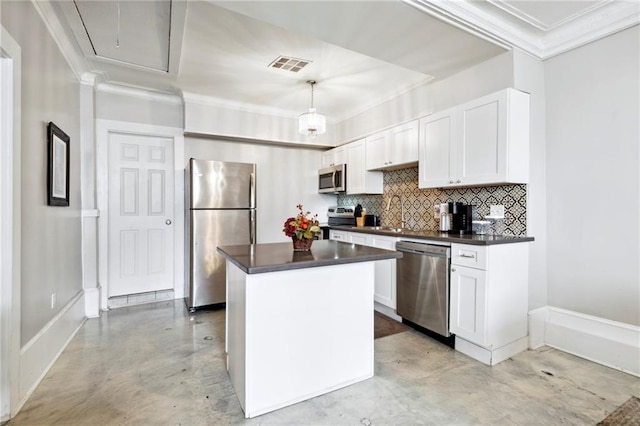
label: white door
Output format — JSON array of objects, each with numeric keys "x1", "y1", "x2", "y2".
[{"x1": 108, "y1": 132, "x2": 175, "y2": 297}]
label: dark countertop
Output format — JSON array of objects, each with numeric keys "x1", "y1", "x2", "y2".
[
  {"x1": 331, "y1": 226, "x2": 534, "y2": 246},
  {"x1": 217, "y1": 240, "x2": 402, "y2": 274}
]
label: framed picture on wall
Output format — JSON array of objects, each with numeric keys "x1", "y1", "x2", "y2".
[{"x1": 47, "y1": 122, "x2": 70, "y2": 206}]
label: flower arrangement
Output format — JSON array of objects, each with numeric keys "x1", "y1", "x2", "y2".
[{"x1": 283, "y1": 204, "x2": 320, "y2": 240}]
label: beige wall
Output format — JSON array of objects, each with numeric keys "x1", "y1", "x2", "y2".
[
  {"x1": 544, "y1": 25, "x2": 640, "y2": 325},
  {"x1": 2, "y1": 2, "x2": 83, "y2": 344}
]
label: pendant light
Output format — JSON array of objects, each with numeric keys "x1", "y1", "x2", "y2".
[{"x1": 298, "y1": 80, "x2": 326, "y2": 138}]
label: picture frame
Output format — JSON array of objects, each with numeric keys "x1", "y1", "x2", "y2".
[{"x1": 47, "y1": 122, "x2": 70, "y2": 207}]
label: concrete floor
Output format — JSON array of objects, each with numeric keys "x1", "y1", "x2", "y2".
[{"x1": 9, "y1": 300, "x2": 639, "y2": 425}]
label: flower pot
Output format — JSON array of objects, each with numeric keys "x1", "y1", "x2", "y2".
[{"x1": 292, "y1": 237, "x2": 313, "y2": 251}]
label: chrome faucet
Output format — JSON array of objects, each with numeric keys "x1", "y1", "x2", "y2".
[{"x1": 386, "y1": 193, "x2": 405, "y2": 229}]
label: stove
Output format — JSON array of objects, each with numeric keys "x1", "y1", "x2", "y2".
[{"x1": 327, "y1": 206, "x2": 356, "y2": 226}]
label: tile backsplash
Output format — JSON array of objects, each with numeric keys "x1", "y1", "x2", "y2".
[{"x1": 337, "y1": 167, "x2": 528, "y2": 236}]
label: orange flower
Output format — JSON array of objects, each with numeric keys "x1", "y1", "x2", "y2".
[{"x1": 283, "y1": 204, "x2": 320, "y2": 240}]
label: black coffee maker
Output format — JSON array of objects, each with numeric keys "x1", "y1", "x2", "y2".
[{"x1": 449, "y1": 202, "x2": 475, "y2": 234}]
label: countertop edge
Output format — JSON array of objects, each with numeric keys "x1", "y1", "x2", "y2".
[
  {"x1": 217, "y1": 243, "x2": 401, "y2": 275},
  {"x1": 330, "y1": 226, "x2": 534, "y2": 245}
]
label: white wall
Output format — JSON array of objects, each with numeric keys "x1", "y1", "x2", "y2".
[
  {"x1": 545, "y1": 25, "x2": 640, "y2": 326},
  {"x1": 95, "y1": 85, "x2": 183, "y2": 129},
  {"x1": 185, "y1": 137, "x2": 336, "y2": 243},
  {"x1": 184, "y1": 96, "x2": 335, "y2": 148},
  {"x1": 337, "y1": 51, "x2": 515, "y2": 143}
]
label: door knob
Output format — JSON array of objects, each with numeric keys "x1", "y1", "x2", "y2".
[{"x1": 165, "y1": 219, "x2": 172, "y2": 225}]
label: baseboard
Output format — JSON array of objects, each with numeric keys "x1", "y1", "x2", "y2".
[
  {"x1": 532, "y1": 306, "x2": 640, "y2": 377},
  {"x1": 374, "y1": 302, "x2": 402, "y2": 322},
  {"x1": 84, "y1": 287, "x2": 100, "y2": 318},
  {"x1": 17, "y1": 291, "x2": 86, "y2": 414},
  {"x1": 528, "y1": 306, "x2": 548, "y2": 349},
  {"x1": 455, "y1": 336, "x2": 528, "y2": 366}
]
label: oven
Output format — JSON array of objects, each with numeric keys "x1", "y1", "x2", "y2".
[{"x1": 327, "y1": 206, "x2": 356, "y2": 227}]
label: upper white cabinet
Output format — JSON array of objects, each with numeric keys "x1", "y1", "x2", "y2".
[
  {"x1": 321, "y1": 145, "x2": 345, "y2": 168},
  {"x1": 346, "y1": 139, "x2": 383, "y2": 194},
  {"x1": 365, "y1": 120, "x2": 419, "y2": 171},
  {"x1": 419, "y1": 88, "x2": 530, "y2": 189}
]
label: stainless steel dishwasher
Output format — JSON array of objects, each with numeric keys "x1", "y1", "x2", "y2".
[{"x1": 396, "y1": 241, "x2": 452, "y2": 340}]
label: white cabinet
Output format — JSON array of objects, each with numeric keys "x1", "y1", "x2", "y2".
[
  {"x1": 329, "y1": 230, "x2": 397, "y2": 310},
  {"x1": 345, "y1": 139, "x2": 383, "y2": 194},
  {"x1": 450, "y1": 264, "x2": 488, "y2": 346},
  {"x1": 321, "y1": 146, "x2": 345, "y2": 168},
  {"x1": 368, "y1": 235, "x2": 397, "y2": 309},
  {"x1": 419, "y1": 88, "x2": 530, "y2": 189},
  {"x1": 329, "y1": 230, "x2": 351, "y2": 242},
  {"x1": 365, "y1": 121, "x2": 419, "y2": 171},
  {"x1": 418, "y1": 107, "x2": 455, "y2": 188},
  {"x1": 449, "y1": 242, "x2": 529, "y2": 366},
  {"x1": 351, "y1": 233, "x2": 367, "y2": 246}
]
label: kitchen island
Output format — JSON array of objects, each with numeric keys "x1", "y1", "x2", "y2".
[{"x1": 217, "y1": 240, "x2": 401, "y2": 418}]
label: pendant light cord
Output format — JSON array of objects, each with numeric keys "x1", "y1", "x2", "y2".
[{"x1": 308, "y1": 80, "x2": 317, "y2": 110}]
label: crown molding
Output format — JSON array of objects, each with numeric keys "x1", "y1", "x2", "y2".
[
  {"x1": 406, "y1": 0, "x2": 640, "y2": 60},
  {"x1": 487, "y1": 0, "x2": 611, "y2": 32},
  {"x1": 539, "y1": 1, "x2": 640, "y2": 59},
  {"x1": 96, "y1": 83, "x2": 183, "y2": 106}
]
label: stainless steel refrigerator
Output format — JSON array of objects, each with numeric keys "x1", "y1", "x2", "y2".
[{"x1": 185, "y1": 159, "x2": 256, "y2": 310}]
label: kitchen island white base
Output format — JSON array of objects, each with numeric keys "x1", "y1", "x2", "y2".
[{"x1": 225, "y1": 260, "x2": 375, "y2": 418}]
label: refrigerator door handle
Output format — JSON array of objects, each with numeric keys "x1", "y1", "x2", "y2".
[
  {"x1": 250, "y1": 209, "x2": 256, "y2": 244},
  {"x1": 249, "y1": 173, "x2": 256, "y2": 209}
]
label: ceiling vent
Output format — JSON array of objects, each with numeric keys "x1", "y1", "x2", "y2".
[{"x1": 268, "y1": 56, "x2": 311, "y2": 73}]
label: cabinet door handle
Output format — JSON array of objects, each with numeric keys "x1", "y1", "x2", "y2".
[
  {"x1": 460, "y1": 254, "x2": 475, "y2": 259},
  {"x1": 451, "y1": 267, "x2": 456, "y2": 272},
  {"x1": 456, "y1": 179, "x2": 462, "y2": 183},
  {"x1": 449, "y1": 180, "x2": 454, "y2": 184}
]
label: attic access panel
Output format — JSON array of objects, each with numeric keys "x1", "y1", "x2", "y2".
[{"x1": 74, "y1": 0, "x2": 171, "y2": 72}]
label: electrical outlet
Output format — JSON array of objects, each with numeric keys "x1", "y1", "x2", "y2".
[
  {"x1": 51, "y1": 293, "x2": 57, "y2": 309},
  {"x1": 434, "y1": 204, "x2": 441, "y2": 219},
  {"x1": 489, "y1": 205, "x2": 505, "y2": 218}
]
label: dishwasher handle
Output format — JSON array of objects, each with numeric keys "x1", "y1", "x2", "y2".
[{"x1": 396, "y1": 241, "x2": 450, "y2": 257}]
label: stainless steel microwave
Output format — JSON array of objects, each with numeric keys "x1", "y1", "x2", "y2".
[{"x1": 318, "y1": 164, "x2": 346, "y2": 194}]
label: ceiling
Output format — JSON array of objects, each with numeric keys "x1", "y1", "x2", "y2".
[{"x1": 47, "y1": 0, "x2": 639, "y2": 122}]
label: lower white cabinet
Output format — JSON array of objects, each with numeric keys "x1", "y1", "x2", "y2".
[
  {"x1": 329, "y1": 230, "x2": 351, "y2": 242},
  {"x1": 450, "y1": 264, "x2": 488, "y2": 345},
  {"x1": 368, "y1": 235, "x2": 397, "y2": 309},
  {"x1": 330, "y1": 230, "x2": 397, "y2": 309},
  {"x1": 449, "y1": 243, "x2": 529, "y2": 365}
]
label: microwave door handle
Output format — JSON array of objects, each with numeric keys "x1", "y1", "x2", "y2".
[{"x1": 332, "y1": 170, "x2": 337, "y2": 189}]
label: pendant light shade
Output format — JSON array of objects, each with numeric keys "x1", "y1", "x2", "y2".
[{"x1": 299, "y1": 80, "x2": 326, "y2": 137}]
